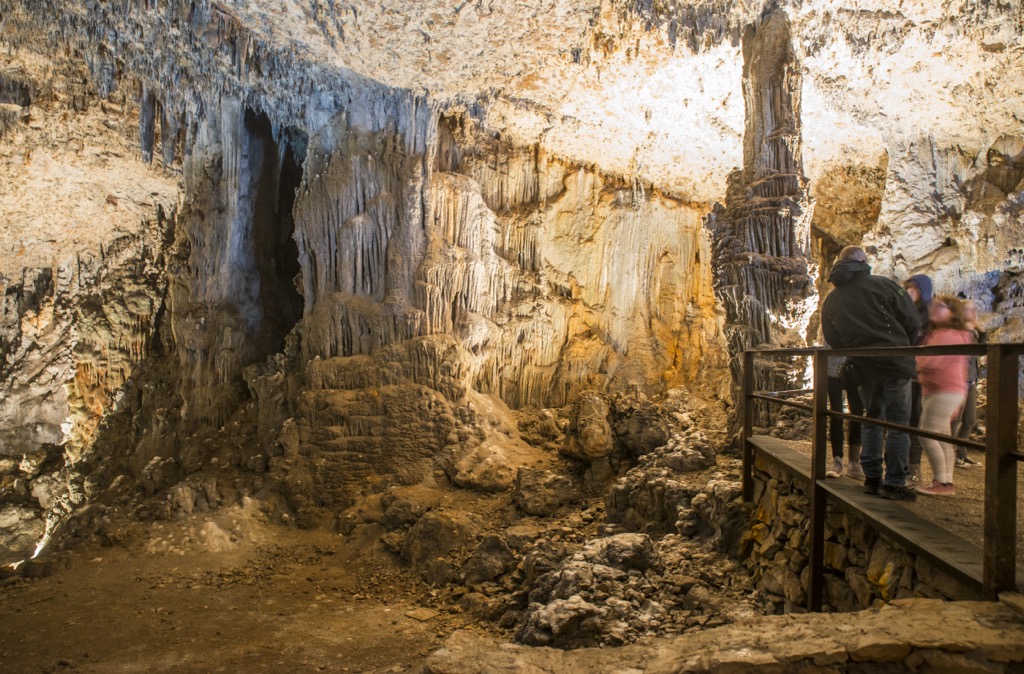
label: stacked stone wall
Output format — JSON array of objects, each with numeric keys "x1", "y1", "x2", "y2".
[{"x1": 744, "y1": 454, "x2": 981, "y2": 613}]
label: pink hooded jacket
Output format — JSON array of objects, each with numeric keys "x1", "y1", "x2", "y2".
[{"x1": 916, "y1": 328, "x2": 972, "y2": 395}]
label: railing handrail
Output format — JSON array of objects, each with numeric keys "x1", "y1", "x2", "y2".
[
  {"x1": 740, "y1": 343, "x2": 1021, "y2": 610},
  {"x1": 823, "y1": 408, "x2": 988, "y2": 451},
  {"x1": 744, "y1": 343, "x2": 1020, "y2": 358}
]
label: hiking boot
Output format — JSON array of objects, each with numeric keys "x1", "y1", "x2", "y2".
[
  {"x1": 826, "y1": 457, "x2": 843, "y2": 478},
  {"x1": 906, "y1": 464, "x2": 922, "y2": 488},
  {"x1": 916, "y1": 481, "x2": 955, "y2": 496},
  {"x1": 863, "y1": 477, "x2": 881, "y2": 495},
  {"x1": 955, "y1": 456, "x2": 981, "y2": 469},
  {"x1": 881, "y1": 485, "x2": 918, "y2": 502}
]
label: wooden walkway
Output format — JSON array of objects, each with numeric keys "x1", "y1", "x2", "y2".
[{"x1": 751, "y1": 434, "x2": 1023, "y2": 592}]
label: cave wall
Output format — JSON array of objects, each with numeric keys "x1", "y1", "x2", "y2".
[
  {"x1": 790, "y1": 2, "x2": 1024, "y2": 337},
  {"x1": 0, "y1": 0, "x2": 735, "y2": 556},
  {"x1": 294, "y1": 110, "x2": 726, "y2": 410},
  {"x1": 168, "y1": 100, "x2": 307, "y2": 430},
  {"x1": 0, "y1": 0, "x2": 730, "y2": 414},
  {"x1": 0, "y1": 36, "x2": 181, "y2": 563}
]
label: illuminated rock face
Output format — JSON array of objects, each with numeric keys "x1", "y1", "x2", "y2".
[
  {"x1": 789, "y1": 3, "x2": 1024, "y2": 340},
  {"x1": 293, "y1": 112, "x2": 725, "y2": 409},
  {"x1": 0, "y1": 0, "x2": 1022, "y2": 560}
]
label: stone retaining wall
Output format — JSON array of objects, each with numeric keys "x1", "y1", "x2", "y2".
[{"x1": 744, "y1": 453, "x2": 981, "y2": 613}]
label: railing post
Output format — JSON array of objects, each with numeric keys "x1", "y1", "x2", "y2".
[
  {"x1": 742, "y1": 350, "x2": 755, "y2": 502},
  {"x1": 984, "y1": 344, "x2": 1019, "y2": 598},
  {"x1": 808, "y1": 349, "x2": 828, "y2": 611}
]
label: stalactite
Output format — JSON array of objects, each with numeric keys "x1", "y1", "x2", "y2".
[{"x1": 287, "y1": 102, "x2": 727, "y2": 412}]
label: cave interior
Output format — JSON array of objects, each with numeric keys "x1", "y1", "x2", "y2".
[{"x1": 1, "y1": 1, "x2": 1024, "y2": 672}]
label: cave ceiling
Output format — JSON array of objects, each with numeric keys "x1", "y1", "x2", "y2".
[{"x1": 207, "y1": 0, "x2": 1022, "y2": 200}]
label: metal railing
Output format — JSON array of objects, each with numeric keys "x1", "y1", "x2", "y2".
[{"x1": 741, "y1": 343, "x2": 1024, "y2": 610}]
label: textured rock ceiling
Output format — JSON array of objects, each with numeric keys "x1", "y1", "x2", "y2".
[
  {"x1": 214, "y1": 0, "x2": 1022, "y2": 201},
  {"x1": 219, "y1": 0, "x2": 745, "y2": 201}
]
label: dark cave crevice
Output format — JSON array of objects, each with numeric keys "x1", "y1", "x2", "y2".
[{"x1": 244, "y1": 108, "x2": 306, "y2": 356}]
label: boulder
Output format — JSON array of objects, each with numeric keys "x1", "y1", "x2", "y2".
[
  {"x1": 459, "y1": 592, "x2": 508, "y2": 621},
  {"x1": 17, "y1": 447, "x2": 59, "y2": 478},
  {"x1": 606, "y1": 468, "x2": 691, "y2": 533},
  {"x1": 382, "y1": 497, "x2": 427, "y2": 531},
  {"x1": 610, "y1": 396, "x2": 671, "y2": 458},
  {"x1": 513, "y1": 468, "x2": 576, "y2": 517},
  {"x1": 401, "y1": 510, "x2": 483, "y2": 577},
  {"x1": 0, "y1": 505, "x2": 45, "y2": 565},
  {"x1": 580, "y1": 533, "x2": 657, "y2": 573},
  {"x1": 452, "y1": 442, "x2": 516, "y2": 493},
  {"x1": 653, "y1": 433, "x2": 716, "y2": 472},
  {"x1": 563, "y1": 392, "x2": 613, "y2": 461},
  {"x1": 463, "y1": 534, "x2": 515, "y2": 586},
  {"x1": 166, "y1": 478, "x2": 221, "y2": 518},
  {"x1": 536, "y1": 560, "x2": 627, "y2": 603},
  {"x1": 515, "y1": 595, "x2": 610, "y2": 648},
  {"x1": 140, "y1": 456, "x2": 182, "y2": 495},
  {"x1": 677, "y1": 479, "x2": 749, "y2": 555}
]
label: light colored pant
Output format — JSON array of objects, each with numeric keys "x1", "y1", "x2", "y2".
[{"x1": 919, "y1": 392, "x2": 966, "y2": 484}]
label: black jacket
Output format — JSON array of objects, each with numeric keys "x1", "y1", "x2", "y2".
[{"x1": 822, "y1": 260, "x2": 921, "y2": 379}]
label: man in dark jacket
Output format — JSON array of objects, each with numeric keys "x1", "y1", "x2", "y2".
[{"x1": 822, "y1": 246, "x2": 921, "y2": 501}]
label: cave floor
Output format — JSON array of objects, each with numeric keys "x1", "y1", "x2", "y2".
[{"x1": 0, "y1": 521, "x2": 490, "y2": 674}]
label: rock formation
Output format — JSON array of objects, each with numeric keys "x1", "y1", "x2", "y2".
[{"x1": 709, "y1": 8, "x2": 814, "y2": 423}]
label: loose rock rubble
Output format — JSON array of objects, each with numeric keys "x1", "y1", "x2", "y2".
[
  {"x1": 605, "y1": 418, "x2": 718, "y2": 533},
  {"x1": 516, "y1": 532, "x2": 758, "y2": 648},
  {"x1": 305, "y1": 394, "x2": 765, "y2": 652}
]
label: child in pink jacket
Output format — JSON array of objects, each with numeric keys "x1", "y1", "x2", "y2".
[{"x1": 915, "y1": 295, "x2": 972, "y2": 495}]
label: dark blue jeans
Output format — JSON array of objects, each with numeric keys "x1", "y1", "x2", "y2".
[{"x1": 857, "y1": 377, "x2": 912, "y2": 487}]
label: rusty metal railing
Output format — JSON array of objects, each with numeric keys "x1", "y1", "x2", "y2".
[{"x1": 742, "y1": 343, "x2": 1023, "y2": 610}]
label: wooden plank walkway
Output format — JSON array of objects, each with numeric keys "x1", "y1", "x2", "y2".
[{"x1": 749, "y1": 434, "x2": 1003, "y2": 591}]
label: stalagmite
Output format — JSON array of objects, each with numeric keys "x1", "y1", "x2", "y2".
[{"x1": 709, "y1": 10, "x2": 814, "y2": 423}]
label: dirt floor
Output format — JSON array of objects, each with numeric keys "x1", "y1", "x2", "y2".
[
  {"x1": 903, "y1": 448, "x2": 1024, "y2": 550},
  {"x1": 0, "y1": 508, "x2": 500, "y2": 674}
]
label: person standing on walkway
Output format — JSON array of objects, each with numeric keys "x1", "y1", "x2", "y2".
[
  {"x1": 825, "y1": 346, "x2": 865, "y2": 479},
  {"x1": 951, "y1": 299, "x2": 985, "y2": 468},
  {"x1": 915, "y1": 295, "x2": 972, "y2": 496},
  {"x1": 822, "y1": 246, "x2": 921, "y2": 501},
  {"x1": 904, "y1": 274, "x2": 933, "y2": 487}
]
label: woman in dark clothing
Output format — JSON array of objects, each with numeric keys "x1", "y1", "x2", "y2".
[
  {"x1": 904, "y1": 274, "x2": 933, "y2": 487},
  {"x1": 826, "y1": 352, "x2": 865, "y2": 479}
]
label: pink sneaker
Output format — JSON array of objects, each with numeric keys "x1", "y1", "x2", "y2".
[{"x1": 916, "y1": 481, "x2": 955, "y2": 496}]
